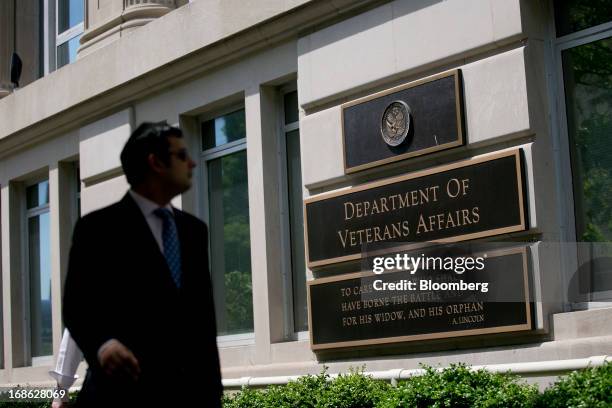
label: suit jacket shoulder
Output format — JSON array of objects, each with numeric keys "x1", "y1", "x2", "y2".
[
  {"x1": 173, "y1": 207, "x2": 206, "y2": 226},
  {"x1": 72, "y1": 199, "x2": 129, "y2": 236}
]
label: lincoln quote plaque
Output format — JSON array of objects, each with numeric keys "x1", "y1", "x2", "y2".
[
  {"x1": 342, "y1": 69, "x2": 464, "y2": 173},
  {"x1": 308, "y1": 247, "x2": 532, "y2": 350},
  {"x1": 304, "y1": 149, "x2": 527, "y2": 268}
]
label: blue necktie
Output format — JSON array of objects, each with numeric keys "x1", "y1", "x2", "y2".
[{"x1": 154, "y1": 208, "x2": 182, "y2": 288}]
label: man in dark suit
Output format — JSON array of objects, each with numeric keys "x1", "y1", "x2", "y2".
[{"x1": 63, "y1": 122, "x2": 222, "y2": 407}]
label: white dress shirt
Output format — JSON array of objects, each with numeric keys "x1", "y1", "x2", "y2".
[{"x1": 49, "y1": 329, "x2": 83, "y2": 389}]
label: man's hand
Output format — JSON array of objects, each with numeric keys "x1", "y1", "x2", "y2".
[
  {"x1": 51, "y1": 399, "x2": 66, "y2": 408},
  {"x1": 98, "y1": 340, "x2": 141, "y2": 382}
]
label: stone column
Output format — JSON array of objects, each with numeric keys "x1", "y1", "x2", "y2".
[{"x1": 79, "y1": 0, "x2": 177, "y2": 58}]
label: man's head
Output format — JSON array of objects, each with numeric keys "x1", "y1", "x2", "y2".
[{"x1": 121, "y1": 122, "x2": 196, "y2": 199}]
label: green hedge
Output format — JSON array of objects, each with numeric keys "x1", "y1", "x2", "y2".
[
  {"x1": 222, "y1": 367, "x2": 391, "y2": 408},
  {"x1": 223, "y1": 362, "x2": 612, "y2": 408},
  {"x1": 536, "y1": 360, "x2": 612, "y2": 408},
  {"x1": 379, "y1": 364, "x2": 539, "y2": 408}
]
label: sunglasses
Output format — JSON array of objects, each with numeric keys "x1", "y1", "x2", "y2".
[{"x1": 168, "y1": 149, "x2": 191, "y2": 162}]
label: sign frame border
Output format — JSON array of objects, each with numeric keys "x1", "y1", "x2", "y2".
[{"x1": 341, "y1": 69, "x2": 465, "y2": 174}]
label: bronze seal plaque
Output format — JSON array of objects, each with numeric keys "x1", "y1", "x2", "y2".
[
  {"x1": 341, "y1": 69, "x2": 464, "y2": 174},
  {"x1": 381, "y1": 101, "x2": 411, "y2": 147}
]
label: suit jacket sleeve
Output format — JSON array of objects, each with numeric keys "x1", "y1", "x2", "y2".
[{"x1": 62, "y1": 216, "x2": 116, "y2": 366}]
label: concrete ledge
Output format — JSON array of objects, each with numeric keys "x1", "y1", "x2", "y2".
[
  {"x1": 221, "y1": 335, "x2": 612, "y2": 381},
  {"x1": 552, "y1": 306, "x2": 612, "y2": 341},
  {"x1": 222, "y1": 355, "x2": 610, "y2": 389}
]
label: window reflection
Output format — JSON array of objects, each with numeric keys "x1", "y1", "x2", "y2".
[
  {"x1": 554, "y1": 0, "x2": 612, "y2": 37},
  {"x1": 57, "y1": 35, "x2": 82, "y2": 69},
  {"x1": 56, "y1": 0, "x2": 84, "y2": 70},
  {"x1": 58, "y1": 0, "x2": 84, "y2": 33},
  {"x1": 201, "y1": 110, "x2": 246, "y2": 150},
  {"x1": 208, "y1": 150, "x2": 253, "y2": 335},
  {"x1": 563, "y1": 36, "x2": 612, "y2": 242},
  {"x1": 26, "y1": 181, "x2": 49, "y2": 209},
  {"x1": 563, "y1": 35, "x2": 612, "y2": 295},
  {"x1": 27, "y1": 181, "x2": 52, "y2": 357},
  {"x1": 286, "y1": 128, "x2": 307, "y2": 332}
]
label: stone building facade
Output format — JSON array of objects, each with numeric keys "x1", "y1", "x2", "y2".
[{"x1": 0, "y1": 0, "x2": 610, "y2": 388}]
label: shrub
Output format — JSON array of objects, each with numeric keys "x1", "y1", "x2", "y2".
[
  {"x1": 320, "y1": 367, "x2": 390, "y2": 408},
  {"x1": 536, "y1": 361, "x2": 612, "y2": 408},
  {"x1": 222, "y1": 386, "x2": 267, "y2": 408},
  {"x1": 223, "y1": 367, "x2": 390, "y2": 408},
  {"x1": 262, "y1": 370, "x2": 330, "y2": 408},
  {"x1": 378, "y1": 364, "x2": 539, "y2": 408}
]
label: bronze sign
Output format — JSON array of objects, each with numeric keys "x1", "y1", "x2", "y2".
[
  {"x1": 304, "y1": 149, "x2": 527, "y2": 268},
  {"x1": 308, "y1": 247, "x2": 532, "y2": 351}
]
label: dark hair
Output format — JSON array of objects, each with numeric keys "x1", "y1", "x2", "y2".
[{"x1": 120, "y1": 121, "x2": 183, "y2": 186}]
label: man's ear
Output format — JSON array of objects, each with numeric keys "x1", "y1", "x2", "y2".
[{"x1": 146, "y1": 153, "x2": 166, "y2": 174}]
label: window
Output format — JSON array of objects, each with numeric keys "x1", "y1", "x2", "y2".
[
  {"x1": 554, "y1": 0, "x2": 612, "y2": 37},
  {"x1": 279, "y1": 88, "x2": 307, "y2": 333},
  {"x1": 555, "y1": 1, "x2": 612, "y2": 298},
  {"x1": 76, "y1": 164, "x2": 81, "y2": 218},
  {"x1": 56, "y1": 0, "x2": 84, "y2": 69},
  {"x1": 26, "y1": 180, "x2": 52, "y2": 358},
  {"x1": 201, "y1": 108, "x2": 253, "y2": 336}
]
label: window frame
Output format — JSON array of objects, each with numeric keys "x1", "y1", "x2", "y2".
[
  {"x1": 23, "y1": 178, "x2": 53, "y2": 365},
  {"x1": 276, "y1": 83, "x2": 308, "y2": 340},
  {"x1": 199, "y1": 104, "x2": 255, "y2": 345},
  {"x1": 54, "y1": 0, "x2": 84, "y2": 69},
  {"x1": 553, "y1": 13, "x2": 612, "y2": 304},
  {"x1": 200, "y1": 103, "x2": 247, "y2": 225}
]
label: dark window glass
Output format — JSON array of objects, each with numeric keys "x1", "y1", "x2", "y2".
[
  {"x1": 57, "y1": 34, "x2": 81, "y2": 68},
  {"x1": 58, "y1": 0, "x2": 84, "y2": 33},
  {"x1": 201, "y1": 110, "x2": 246, "y2": 150},
  {"x1": 29, "y1": 212, "x2": 52, "y2": 357},
  {"x1": 208, "y1": 150, "x2": 253, "y2": 335},
  {"x1": 555, "y1": 0, "x2": 612, "y2": 37},
  {"x1": 76, "y1": 165, "x2": 81, "y2": 218},
  {"x1": 563, "y1": 36, "x2": 612, "y2": 242},
  {"x1": 286, "y1": 129, "x2": 307, "y2": 331},
  {"x1": 563, "y1": 36, "x2": 612, "y2": 294},
  {"x1": 26, "y1": 181, "x2": 49, "y2": 209},
  {"x1": 284, "y1": 91, "x2": 299, "y2": 125}
]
